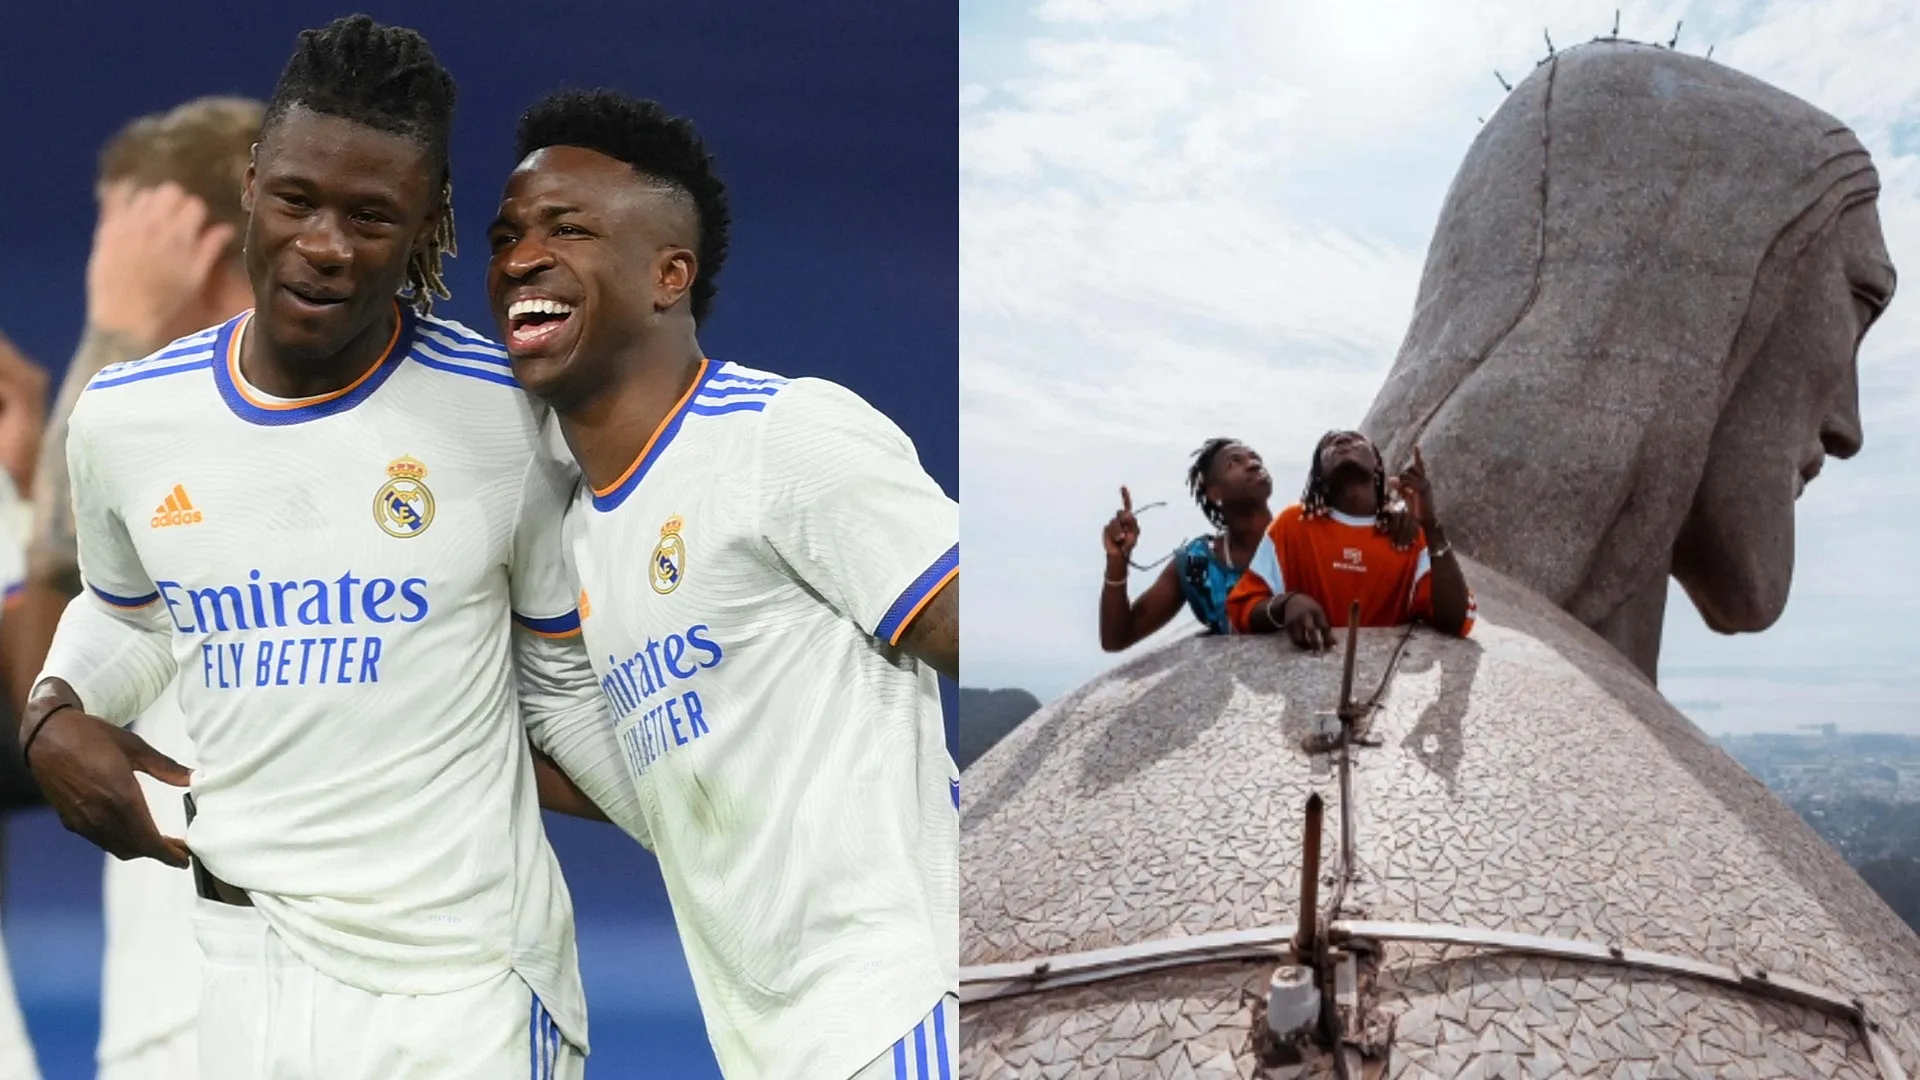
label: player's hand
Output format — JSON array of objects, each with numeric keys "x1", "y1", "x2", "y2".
[
  {"x1": 1391, "y1": 445, "x2": 1440, "y2": 531},
  {"x1": 1102, "y1": 487, "x2": 1140, "y2": 559},
  {"x1": 1380, "y1": 477, "x2": 1419, "y2": 552},
  {"x1": 0, "y1": 329, "x2": 49, "y2": 495},
  {"x1": 23, "y1": 686, "x2": 191, "y2": 867},
  {"x1": 87, "y1": 181, "x2": 236, "y2": 345},
  {"x1": 1282, "y1": 594, "x2": 1338, "y2": 654}
]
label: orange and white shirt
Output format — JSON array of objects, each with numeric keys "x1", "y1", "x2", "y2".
[{"x1": 1226, "y1": 504, "x2": 1475, "y2": 635}]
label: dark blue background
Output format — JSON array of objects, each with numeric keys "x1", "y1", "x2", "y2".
[{"x1": 0, "y1": 3, "x2": 956, "y2": 1077}]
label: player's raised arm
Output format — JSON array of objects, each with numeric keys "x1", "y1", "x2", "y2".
[
  {"x1": 753, "y1": 379, "x2": 959, "y2": 680},
  {"x1": 21, "y1": 408, "x2": 189, "y2": 866},
  {"x1": 506, "y1": 441, "x2": 651, "y2": 846}
]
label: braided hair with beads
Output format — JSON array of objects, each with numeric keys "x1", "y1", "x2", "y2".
[{"x1": 262, "y1": 14, "x2": 459, "y2": 313}]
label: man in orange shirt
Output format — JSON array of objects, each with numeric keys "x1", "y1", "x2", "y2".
[{"x1": 1227, "y1": 430, "x2": 1474, "y2": 651}]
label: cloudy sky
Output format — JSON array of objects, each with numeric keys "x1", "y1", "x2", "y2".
[{"x1": 959, "y1": 0, "x2": 1920, "y2": 734}]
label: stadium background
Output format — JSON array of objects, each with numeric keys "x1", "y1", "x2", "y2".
[{"x1": 0, "y1": 2, "x2": 957, "y2": 1076}]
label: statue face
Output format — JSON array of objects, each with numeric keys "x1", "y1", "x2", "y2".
[{"x1": 1673, "y1": 201, "x2": 1896, "y2": 631}]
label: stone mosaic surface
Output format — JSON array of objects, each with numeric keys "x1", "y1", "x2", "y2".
[
  {"x1": 960, "y1": 557, "x2": 1920, "y2": 1076},
  {"x1": 960, "y1": 949, "x2": 1883, "y2": 1078}
]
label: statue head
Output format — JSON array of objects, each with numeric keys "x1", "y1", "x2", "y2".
[{"x1": 1362, "y1": 42, "x2": 1894, "y2": 676}]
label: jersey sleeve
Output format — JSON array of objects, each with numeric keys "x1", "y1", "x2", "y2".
[
  {"x1": 503, "y1": 429, "x2": 652, "y2": 845},
  {"x1": 753, "y1": 379, "x2": 957, "y2": 646},
  {"x1": 507, "y1": 427, "x2": 584, "y2": 641},
  {"x1": 514, "y1": 630, "x2": 652, "y2": 849},
  {"x1": 39, "y1": 592, "x2": 175, "y2": 724},
  {"x1": 68, "y1": 402, "x2": 163, "y2": 615},
  {"x1": 46, "y1": 408, "x2": 176, "y2": 722},
  {"x1": 1226, "y1": 522, "x2": 1288, "y2": 633}
]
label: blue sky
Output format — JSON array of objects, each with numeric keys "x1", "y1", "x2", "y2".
[{"x1": 960, "y1": 0, "x2": 1920, "y2": 735}]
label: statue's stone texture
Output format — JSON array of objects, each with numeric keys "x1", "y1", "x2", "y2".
[
  {"x1": 960, "y1": 558, "x2": 1920, "y2": 1075},
  {"x1": 1360, "y1": 43, "x2": 1894, "y2": 679}
]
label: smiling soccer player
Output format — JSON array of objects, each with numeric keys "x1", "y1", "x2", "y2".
[
  {"x1": 487, "y1": 90, "x2": 959, "y2": 1080},
  {"x1": 18, "y1": 17, "x2": 644, "y2": 1079}
]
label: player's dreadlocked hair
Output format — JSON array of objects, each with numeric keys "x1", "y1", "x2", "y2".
[
  {"x1": 262, "y1": 15, "x2": 458, "y2": 313},
  {"x1": 515, "y1": 89, "x2": 731, "y2": 325},
  {"x1": 1302, "y1": 430, "x2": 1394, "y2": 532},
  {"x1": 1187, "y1": 438, "x2": 1240, "y2": 529}
]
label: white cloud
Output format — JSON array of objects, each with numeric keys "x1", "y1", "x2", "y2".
[
  {"x1": 1034, "y1": 0, "x2": 1194, "y2": 24},
  {"x1": 961, "y1": 0, "x2": 1920, "y2": 725}
]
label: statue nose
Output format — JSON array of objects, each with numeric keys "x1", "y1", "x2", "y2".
[{"x1": 1820, "y1": 404, "x2": 1862, "y2": 460}]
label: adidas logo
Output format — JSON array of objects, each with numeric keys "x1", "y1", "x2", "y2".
[{"x1": 150, "y1": 484, "x2": 203, "y2": 529}]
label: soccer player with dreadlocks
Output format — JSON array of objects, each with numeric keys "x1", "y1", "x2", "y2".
[
  {"x1": 486, "y1": 89, "x2": 958, "y2": 1080},
  {"x1": 19, "y1": 16, "x2": 644, "y2": 1077},
  {"x1": 1226, "y1": 430, "x2": 1475, "y2": 651}
]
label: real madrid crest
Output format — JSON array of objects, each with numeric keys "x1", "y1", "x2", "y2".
[
  {"x1": 374, "y1": 456, "x2": 435, "y2": 539},
  {"x1": 650, "y1": 515, "x2": 687, "y2": 594}
]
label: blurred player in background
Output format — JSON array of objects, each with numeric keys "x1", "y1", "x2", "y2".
[
  {"x1": 488, "y1": 90, "x2": 959, "y2": 1080},
  {"x1": 0, "y1": 327, "x2": 51, "y2": 817},
  {"x1": 0, "y1": 330, "x2": 43, "y2": 1080},
  {"x1": 0, "y1": 94, "x2": 261, "y2": 1080},
  {"x1": 19, "y1": 17, "x2": 644, "y2": 1078}
]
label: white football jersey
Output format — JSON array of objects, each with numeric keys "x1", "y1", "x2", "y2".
[
  {"x1": 62, "y1": 307, "x2": 592, "y2": 1046},
  {"x1": 565, "y1": 360, "x2": 958, "y2": 1080}
]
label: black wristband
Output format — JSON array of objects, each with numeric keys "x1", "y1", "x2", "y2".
[{"x1": 20, "y1": 702, "x2": 78, "y2": 771}]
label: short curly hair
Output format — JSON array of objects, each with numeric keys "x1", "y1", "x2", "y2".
[{"x1": 514, "y1": 89, "x2": 732, "y2": 324}]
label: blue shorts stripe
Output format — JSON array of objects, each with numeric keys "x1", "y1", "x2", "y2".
[
  {"x1": 913, "y1": 1017, "x2": 930, "y2": 1080},
  {"x1": 892, "y1": 1033, "x2": 908, "y2": 1080},
  {"x1": 528, "y1": 996, "x2": 538, "y2": 1080},
  {"x1": 934, "y1": 1000, "x2": 952, "y2": 1080}
]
